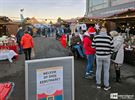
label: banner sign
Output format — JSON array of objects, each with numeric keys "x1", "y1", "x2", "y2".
[
  {"x1": 25, "y1": 56, "x2": 74, "y2": 100},
  {"x1": 37, "y1": 67, "x2": 63, "y2": 100}
]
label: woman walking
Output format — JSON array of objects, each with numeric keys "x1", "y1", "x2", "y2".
[
  {"x1": 110, "y1": 31, "x2": 124, "y2": 82},
  {"x1": 21, "y1": 31, "x2": 34, "y2": 60}
]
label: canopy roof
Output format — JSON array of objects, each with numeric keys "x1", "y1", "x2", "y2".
[
  {"x1": 104, "y1": 9, "x2": 135, "y2": 22},
  {"x1": 0, "y1": 16, "x2": 12, "y2": 24},
  {"x1": 0, "y1": 16, "x2": 19, "y2": 25},
  {"x1": 25, "y1": 17, "x2": 39, "y2": 25}
]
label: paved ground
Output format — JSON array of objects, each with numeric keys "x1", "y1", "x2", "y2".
[{"x1": 0, "y1": 37, "x2": 135, "y2": 100}]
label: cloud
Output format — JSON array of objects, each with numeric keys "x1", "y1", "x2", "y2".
[{"x1": 0, "y1": 0, "x2": 86, "y2": 19}]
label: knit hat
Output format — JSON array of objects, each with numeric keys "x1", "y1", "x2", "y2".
[{"x1": 88, "y1": 27, "x2": 96, "y2": 34}]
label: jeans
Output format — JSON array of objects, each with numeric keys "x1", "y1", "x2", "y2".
[
  {"x1": 47, "y1": 32, "x2": 51, "y2": 37},
  {"x1": 86, "y1": 54, "x2": 95, "y2": 74},
  {"x1": 96, "y1": 57, "x2": 110, "y2": 87},
  {"x1": 73, "y1": 44, "x2": 84, "y2": 57},
  {"x1": 19, "y1": 44, "x2": 23, "y2": 54}
]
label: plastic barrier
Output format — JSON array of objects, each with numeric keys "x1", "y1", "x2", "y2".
[{"x1": 0, "y1": 82, "x2": 14, "y2": 100}]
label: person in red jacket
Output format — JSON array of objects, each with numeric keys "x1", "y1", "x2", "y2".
[
  {"x1": 21, "y1": 31, "x2": 34, "y2": 60},
  {"x1": 61, "y1": 34, "x2": 67, "y2": 48},
  {"x1": 83, "y1": 28, "x2": 96, "y2": 79}
]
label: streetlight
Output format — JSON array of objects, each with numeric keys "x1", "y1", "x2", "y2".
[
  {"x1": 20, "y1": 9, "x2": 24, "y2": 13},
  {"x1": 20, "y1": 9, "x2": 24, "y2": 25}
]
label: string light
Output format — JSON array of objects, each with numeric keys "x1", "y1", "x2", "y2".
[
  {"x1": 114, "y1": 17, "x2": 117, "y2": 19},
  {"x1": 103, "y1": 18, "x2": 106, "y2": 20}
]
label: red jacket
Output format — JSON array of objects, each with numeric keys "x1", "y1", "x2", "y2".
[
  {"x1": 61, "y1": 34, "x2": 67, "y2": 48},
  {"x1": 83, "y1": 36, "x2": 96, "y2": 55},
  {"x1": 21, "y1": 34, "x2": 34, "y2": 49}
]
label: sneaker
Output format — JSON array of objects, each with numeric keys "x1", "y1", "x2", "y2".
[
  {"x1": 96, "y1": 84, "x2": 101, "y2": 89},
  {"x1": 90, "y1": 73, "x2": 95, "y2": 77},
  {"x1": 84, "y1": 75, "x2": 94, "y2": 79},
  {"x1": 104, "y1": 86, "x2": 111, "y2": 91},
  {"x1": 85, "y1": 72, "x2": 90, "y2": 75},
  {"x1": 89, "y1": 71, "x2": 94, "y2": 73},
  {"x1": 84, "y1": 75, "x2": 90, "y2": 79}
]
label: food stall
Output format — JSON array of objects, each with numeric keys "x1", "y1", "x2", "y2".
[
  {"x1": 0, "y1": 16, "x2": 19, "y2": 61},
  {"x1": 124, "y1": 35, "x2": 135, "y2": 65},
  {"x1": 104, "y1": 9, "x2": 135, "y2": 65},
  {"x1": 0, "y1": 35, "x2": 18, "y2": 61},
  {"x1": 0, "y1": 16, "x2": 19, "y2": 36}
]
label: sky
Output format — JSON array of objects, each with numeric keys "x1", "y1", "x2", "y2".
[{"x1": 0, "y1": 0, "x2": 86, "y2": 19}]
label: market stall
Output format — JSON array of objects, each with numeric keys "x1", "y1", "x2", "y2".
[
  {"x1": 0, "y1": 16, "x2": 19, "y2": 36},
  {"x1": 104, "y1": 9, "x2": 135, "y2": 33},
  {"x1": 0, "y1": 50, "x2": 17, "y2": 62},
  {"x1": 124, "y1": 48, "x2": 135, "y2": 65},
  {"x1": 0, "y1": 35, "x2": 19, "y2": 60},
  {"x1": 124, "y1": 35, "x2": 135, "y2": 65},
  {"x1": 0, "y1": 16, "x2": 19, "y2": 61},
  {"x1": 104, "y1": 9, "x2": 135, "y2": 65},
  {"x1": 78, "y1": 17, "x2": 100, "y2": 27}
]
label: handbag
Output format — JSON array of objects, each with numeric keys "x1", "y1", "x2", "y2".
[
  {"x1": 31, "y1": 48, "x2": 35, "y2": 58},
  {"x1": 111, "y1": 40, "x2": 123, "y2": 60},
  {"x1": 111, "y1": 51, "x2": 118, "y2": 60}
]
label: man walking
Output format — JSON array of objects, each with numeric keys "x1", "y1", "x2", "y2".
[{"x1": 92, "y1": 28, "x2": 114, "y2": 90}]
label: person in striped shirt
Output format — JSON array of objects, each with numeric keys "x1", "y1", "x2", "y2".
[{"x1": 92, "y1": 28, "x2": 114, "y2": 91}]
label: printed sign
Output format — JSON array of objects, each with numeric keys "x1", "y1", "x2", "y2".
[
  {"x1": 25, "y1": 57, "x2": 74, "y2": 100},
  {"x1": 81, "y1": 24, "x2": 87, "y2": 31},
  {"x1": 37, "y1": 67, "x2": 63, "y2": 100}
]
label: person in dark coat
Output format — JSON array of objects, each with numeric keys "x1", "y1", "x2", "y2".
[{"x1": 16, "y1": 27, "x2": 24, "y2": 54}]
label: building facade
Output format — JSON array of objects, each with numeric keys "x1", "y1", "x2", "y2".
[{"x1": 85, "y1": 0, "x2": 135, "y2": 18}]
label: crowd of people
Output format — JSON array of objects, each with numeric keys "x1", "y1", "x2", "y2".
[
  {"x1": 16, "y1": 23, "x2": 125, "y2": 91},
  {"x1": 16, "y1": 24, "x2": 71, "y2": 60},
  {"x1": 64, "y1": 25, "x2": 124, "y2": 91}
]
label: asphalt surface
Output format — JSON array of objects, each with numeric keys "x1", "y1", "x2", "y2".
[{"x1": 0, "y1": 37, "x2": 135, "y2": 100}]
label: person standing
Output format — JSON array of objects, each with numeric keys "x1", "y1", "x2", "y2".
[
  {"x1": 32, "y1": 27, "x2": 37, "y2": 37},
  {"x1": 27, "y1": 26, "x2": 33, "y2": 36},
  {"x1": 16, "y1": 27, "x2": 24, "y2": 54},
  {"x1": 71, "y1": 33, "x2": 85, "y2": 58},
  {"x1": 83, "y1": 30, "x2": 96, "y2": 79},
  {"x1": 92, "y1": 28, "x2": 114, "y2": 90},
  {"x1": 21, "y1": 31, "x2": 34, "y2": 60},
  {"x1": 47, "y1": 27, "x2": 51, "y2": 37},
  {"x1": 110, "y1": 31, "x2": 124, "y2": 82},
  {"x1": 37, "y1": 28, "x2": 41, "y2": 37},
  {"x1": 61, "y1": 34, "x2": 67, "y2": 48}
]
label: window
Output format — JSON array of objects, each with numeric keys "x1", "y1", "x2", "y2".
[
  {"x1": 92, "y1": 3, "x2": 108, "y2": 10},
  {"x1": 88, "y1": 0, "x2": 109, "y2": 11},
  {"x1": 92, "y1": 0, "x2": 108, "y2": 6},
  {"x1": 111, "y1": 0, "x2": 135, "y2": 6}
]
